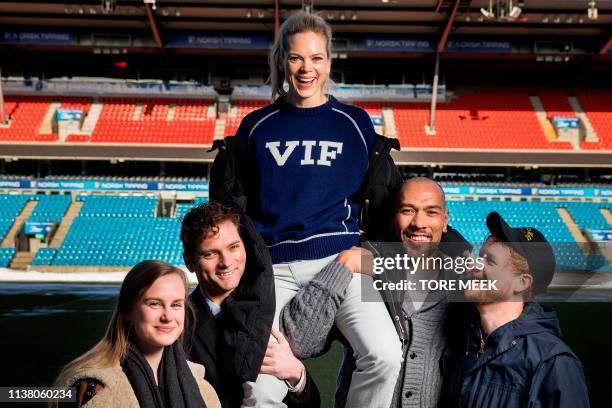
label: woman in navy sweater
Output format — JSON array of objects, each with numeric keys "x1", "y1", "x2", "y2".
[{"x1": 236, "y1": 11, "x2": 402, "y2": 408}]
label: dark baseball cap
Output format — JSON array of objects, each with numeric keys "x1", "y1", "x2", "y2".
[
  {"x1": 485, "y1": 212, "x2": 556, "y2": 294},
  {"x1": 440, "y1": 225, "x2": 473, "y2": 258}
]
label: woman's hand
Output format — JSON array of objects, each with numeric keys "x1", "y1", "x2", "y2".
[
  {"x1": 260, "y1": 329, "x2": 304, "y2": 386},
  {"x1": 336, "y1": 246, "x2": 374, "y2": 276}
]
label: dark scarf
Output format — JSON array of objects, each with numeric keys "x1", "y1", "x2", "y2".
[{"x1": 121, "y1": 342, "x2": 206, "y2": 408}]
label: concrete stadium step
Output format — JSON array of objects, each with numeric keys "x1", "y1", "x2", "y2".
[
  {"x1": 38, "y1": 101, "x2": 61, "y2": 134},
  {"x1": 529, "y1": 96, "x2": 557, "y2": 141},
  {"x1": 601, "y1": 208, "x2": 612, "y2": 226},
  {"x1": 529, "y1": 96, "x2": 579, "y2": 149},
  {"x1": 132, "y1": 102, "x2": 143, "y2": 121},
  {"x1": 207, "y1": 103, "x2": 217, "y2": 118},
  {"x1": 568, "y1": 96, "x2": 599, "y2": 142},
  {"x1": 80, "y1": 102, "x2": 104, "y2": 135},
  {"x1": 1, "y1": 201, "x2": 38, "y2": 247},
  {"x1": 556, "y1": 207, "x2": 590, "y2": 255},
  {"x1": 9, "y1": 251, "x2": 35, "y2": 270},
  {"x1": 50, "y1": 201, "x2": 83, "y2": 248},
  {"x1": 228, "y1": 105, "x2": 238, "y2": 117},
  {"x1": 167, "y1": 104, "x2": 176, "y2": 121},
  {"x1": 214, "y1": 118, "x2": 226, "y2": 140},
  {"x1": 382, "y1": 107, "x2": 397, "y2": 138},
  {"x1": 600, "y1": 208, "x2": 612, "y2": 265}
]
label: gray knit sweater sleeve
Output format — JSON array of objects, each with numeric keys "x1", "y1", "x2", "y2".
[{"x1": 280, "y1": 262, "x2": 353, "y2": 359}]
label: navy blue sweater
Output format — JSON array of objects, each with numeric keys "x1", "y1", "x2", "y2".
[{"x1": 236, "y1": 96, "x2": 375, "y2": 264}]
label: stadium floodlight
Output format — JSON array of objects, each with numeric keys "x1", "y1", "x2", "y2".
[
  {"x1": 508, "y1": 6, "x2": 521, "y2": 19},
  {"x1": 480, "y1": 0, "x2": 494, "y2": 19},
  {"x1": 506, "y1": 0, "x2": 521, "y2": 19},
  {"x1": 143, "y1": 0, "x2": 156, "y2": 11},
  {"x1": 587, "y1": 1, "x2": 598, "y2": 20},
  {"x1": 101, "y1": 0, "x2": 116, "y2": 13},
  {"x1": 302, "y1": 0, "x2": 313, "y2": 14}
]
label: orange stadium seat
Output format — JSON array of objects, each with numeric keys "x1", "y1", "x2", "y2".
[
  {"x1": 0, "y1": 96, "x2": 54, "y2": 142},
  {"x1": 538, "y1": 92, "x2": 576, "y2": 119},
  {"x1": 90, "y1": 98, "x2": 216, "y2": 144},
  {"x1": 576, "y1": 91, "x2": 612, "y2": 150},
  {"x1": 224, "y1": 99, "x2": 268, "y2": 136},
  {"x1": 392, "y1": 90, "x2": 573, "y2": 150},
  {"x1": 354, "y1": 101, "x2": 383, "y2": 115},
  {"x1": 1, "y1": 92, "x2": 608, "y2": 150}
]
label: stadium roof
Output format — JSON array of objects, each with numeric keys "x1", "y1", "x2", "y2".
[{"x1": 0, "y1": 1, "x2": 611, "y2": 55}]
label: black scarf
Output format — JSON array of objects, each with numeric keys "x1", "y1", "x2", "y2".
[{"x1": 121, "y1": 343, "x2": 206, "y2": 408}]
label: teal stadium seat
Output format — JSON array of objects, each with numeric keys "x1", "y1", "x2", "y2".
[
  {"x1": 0, "y1": 248, "x2": 16, "y2": 268},
  {"x1": 0, "y1": 194, "x2": 31, "y2": 240},
  {"x1": 27, "y1": 194, "x2": 72, "y2": 224},
  {"x1": 446, "y1": 201, "x2": 608, "y2": 272},
  {"x1": 175, "y1": 197, "x2": 209, "y2": 221},
  {"x1": 30, "y1": 247, "x2": 58, "y2": 267},
  {"x1": 53, "y1": 195, "x2": 182, "y2": 266}
]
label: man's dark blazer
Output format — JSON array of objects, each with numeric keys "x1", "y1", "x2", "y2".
[
  {"x1": 189, "y1": 286, "x2": 321, "y2": 408},
  {"x1": 186, "y1": 212, "x2": 320, "y2": 407}
]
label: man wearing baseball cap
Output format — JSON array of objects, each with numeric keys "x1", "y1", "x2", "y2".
[{"x1": 441, "y1": 211, "x2": 590, "y2": 407}]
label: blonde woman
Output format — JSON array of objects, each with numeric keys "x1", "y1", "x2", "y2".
[
  {"x1": 232, "y1": 11, "x2": 402, "y2": 408},
  {"x1": 53, "y1": 260, "x2": 220, "y2": 408}
]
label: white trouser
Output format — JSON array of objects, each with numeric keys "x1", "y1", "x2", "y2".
[{"x1": 242, "y1": 254, "x2": 402, "y2": 408}]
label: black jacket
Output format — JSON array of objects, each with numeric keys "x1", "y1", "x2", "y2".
[
  {"x1": 186, "y1": 212, "x2": 275, "y2": 406},
  {"x1": 197, "y1": 174, "x2": 321, "y2": 407},
  {"x1": 208, "y1": 133, "x2": 402, "y2": 241},
  {"x1": 441, "y1": 303, "x2": 590, "y2": 407},
  {"x1": 188, "y1": 286, "x2": 320, "y2": 408}
]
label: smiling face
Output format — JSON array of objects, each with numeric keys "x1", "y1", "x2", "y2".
[
  {"x1": 464, "y1": 236, "x2": 532, "y2": 303},
  {"x1": 285, "y1": 31, "x2": 331, "y2": 108},
  {"x1": 185, "y1": 219, "x2": 246, "y2": 305},
  {"x1": 130, "y1": 273, "x2": 186, "y2": 355},
  {"x1": 393, "y1": 179, "x2": 448, "y2": 257}
]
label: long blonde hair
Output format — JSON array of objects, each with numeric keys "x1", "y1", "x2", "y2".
[
  {"x1": 55, "y1": 260, "x2": 192, "y2": 385},
  {"x1": 269, "y1": 11, "x2": 333, "y2": 99}
]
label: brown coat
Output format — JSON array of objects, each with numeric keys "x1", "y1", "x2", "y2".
[{"x1": 53, "y1": 360, "x2": 220, "y2": 408}]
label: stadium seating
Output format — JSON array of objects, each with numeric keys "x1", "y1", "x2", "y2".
[
  {"x1": 576, "y1": 91, "x2": 612, "y2": 150},
  {"x1": 53, "y1": 217, "x2": 183, "y2": 266},
  {"x1": 224, "y1": 100, "x2": 268, "y2": 136},
  {"x1": 91, "y1": 98, "x2": 216, "y2": 144},
  {"x1": 393, "y1": 90, "x2": 573, "y2": 150},
  {"x1": 0, "y1": 248, "x2": 16, "y2": 268},
  {"x1": 77, "y1": 194, "x2": 158, "y2": 218},
  {"x1": 175, "y1": 197, "x2": 209, "y2": 220},
  {"x1": 0, "y1": 189, "x2": 608, "y2": 271},
  {"x1": 0, "y1": 194, "x2": 30, "y2": 241},
  {"x1": 447, "y1": 200, "x2": 607, "y2": 271},
  {"x1": 564, "y1": 202, "x2": 612, "y2": 231},
  {"x1": 0, "y1": 96, "x2": 54, "y2": 142},
  {"x1": 354, "y1": 101, "x2": 383, "y2": 115},
  {"x1": 1, "y1": 91, "x2": 610, "y2": 150},
  {"x1": 28, "y1": 194, "x2": 72, "y2": 223},
  {"x1": 30, "y1": 247, "x2": 57, "y2": 267},
  {"x1": 60, "y1": 97, "x2": 91, "y2": 112},
  {"x1": 51, "y1": 195, "x2": 182, "y2": 266},
  {"x1": 538, "y1": 92, "x2": 576, "y2": 119}
]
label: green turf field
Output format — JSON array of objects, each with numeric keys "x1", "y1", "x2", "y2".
[{"x1": 0, "y1": 284, "x2": 609, "y2": 407}]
